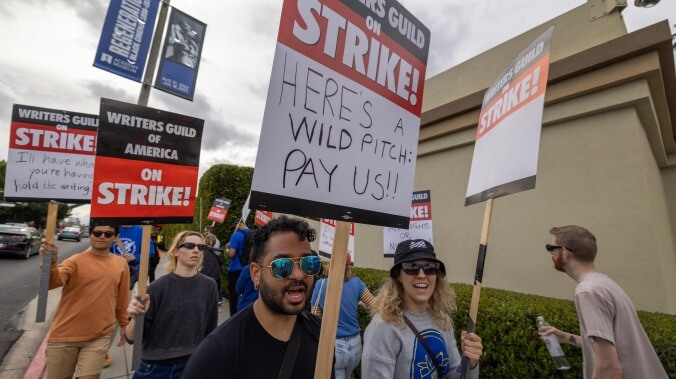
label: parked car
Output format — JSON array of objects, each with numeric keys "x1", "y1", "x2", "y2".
[
  {"x1": 81, "y1": 229, "x2": 89, "y2": 238},
  {"x1": 58, "y1": 227, "x2": 82, "y2": 242},
  {"x1": 0, "y1": 224, "x2": 42, "y2": 259}
]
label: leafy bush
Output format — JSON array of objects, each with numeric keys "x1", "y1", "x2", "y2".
[{"x1": 351, "y1": 267, "x2": 675, "y2": 377}]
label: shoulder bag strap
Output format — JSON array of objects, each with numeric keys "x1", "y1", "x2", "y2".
[
  {"x1": 403, "y1": 315, "x2": 443, "y2": 375},
  {"x1": 278, "y1": 316, "x2": 303, "y2": 379}
]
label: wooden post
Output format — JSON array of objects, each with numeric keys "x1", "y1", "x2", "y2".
[
  {"x1": 314, "y1": 221, "x2": 350, "y2": 378},
  {"x1": 460, "y1": 198, "x2": 493, "y2": 377},
  {"x1": 131, "y1": 225, "x2": 153, "y2": 369},
  {"x1": 36, "y1": 202, "x2": 59, "y2": 323}
]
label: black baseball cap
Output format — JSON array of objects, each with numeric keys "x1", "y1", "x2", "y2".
[
  {"x1": 230, "y1": 219, "x2": 241, "y2": 231},
  {"x1": 390, "y1": 239, "x2": 446, "y2": 277}
]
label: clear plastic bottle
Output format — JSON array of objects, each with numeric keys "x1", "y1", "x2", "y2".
[{"x1": 537, "y1": 316, "x2": 571, "y2": 370}]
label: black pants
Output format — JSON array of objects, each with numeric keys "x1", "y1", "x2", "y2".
[{"x1": 227, "y1": 270, "x2": 242, "y2": 317}]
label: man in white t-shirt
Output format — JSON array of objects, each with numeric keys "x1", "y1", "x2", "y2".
[{"x1": 539, "y1": 225, "x2": 668, "y2": 379}]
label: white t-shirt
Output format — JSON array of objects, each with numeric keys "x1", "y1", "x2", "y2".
[{"x1": 575, "y1": 272, "x2": 668, "y2": 378}]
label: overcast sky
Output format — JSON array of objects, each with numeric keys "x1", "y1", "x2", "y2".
[{"x1": 1, "y1": 0, "x2": 673, "y2": 223}]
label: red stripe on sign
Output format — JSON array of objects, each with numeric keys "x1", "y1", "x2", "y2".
[
  {"x1": 207, "y1": 208, "x2": 228, "y2": 223},
  {"x1": 410, "y1": 201, "x2": 431, "y2": 221},
  {"x1": 278, "y1": 0, "x2": 426, "y2": 116},
  {"x1": 9, "y1": 122, "x2": 97, "y2": 155},
  {"x1": 476, "y1": 54, "x2": 550, "y2": 140},
  {"x1": 90, "y1": 157, "x2": 198, "y2": 218}
]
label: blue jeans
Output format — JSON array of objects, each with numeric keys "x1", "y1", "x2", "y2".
[
  {"x1": 334, "y1": 334, "x2": 362, "y2": 379},
  {"x1": 132, "y1": 359, "x2": 186, "y2": 379}
]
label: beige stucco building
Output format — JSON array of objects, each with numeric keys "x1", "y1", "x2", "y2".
[{"x1": 318, "y1": 4, "x2": 675, "y2": 314}]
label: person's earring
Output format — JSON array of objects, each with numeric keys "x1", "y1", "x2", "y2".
[{"x1": 254, "y1": 284, "x2": 259, "y2": 291}]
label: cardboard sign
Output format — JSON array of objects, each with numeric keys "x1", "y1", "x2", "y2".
[
  {"x1": 383, "y1": 190, "x2": 432, "y2": 257},
  {"x1": 90, "y1": 98, "x2": 204, "y2": 224},
  {"x1": 93, "y1": 0, "x2": 159, "y2": 82},
  {"x1": 250, "y1": 0, "x2": 430, "y2": 228},
  {"x1": 465, "y1": 26, "x2": 555, "y2": 206},
  {"x1": 5, "y1": 104, "x2": 98, "y2": 203},
  {"x1": 318, "y1": 218, "x2": 355, "y2": 262},
  {"x1": 207, "y1": 198, "x2": 231, "y2": 223},
  {"x1": 154, "y1": 8, "x2": 207, "y2": 100},
  {"x1": 255, "y1": 210, "x2": 273, "y2": 227}
]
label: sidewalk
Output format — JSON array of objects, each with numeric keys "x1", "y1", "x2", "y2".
[{"x1": 0, "y1": 254, "x2": 231, "y2": 379}]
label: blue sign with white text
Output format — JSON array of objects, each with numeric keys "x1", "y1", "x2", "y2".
[
  {"x1": 93, "y1": 0, "x2": 160, "y2": 82},
  {"x1": 154, "y1": 8, "x2": 206, "y2": 101}
]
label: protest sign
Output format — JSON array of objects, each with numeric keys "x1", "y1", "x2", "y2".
[
  {"x1": 154, "y1": 8, "x2": 206, "y2": 100},
  {"x1": 207, "y1": 198, "x2": 231, "y2": 223},
  {"x1": 383, "y1": 190, "x2": 432, "y2": 257},
  {"x1": 465, "y1": 26, "x2": 555, "y2": 206},
  {"x1": 5, "y1": 104, "x2": 98, "y2": 203},
  {"x1": 90, "y1": 98, "x2": 204, "y2": 225},
  {"x1": 459, "y1": 26, "x2": 555, "y2": 376},
  {"x1": 93, "y1": 0, "x2": 159, "y2": 82},
  {"x1": 255, "y1": 210, "x2": 273, "y2": 227},
  {"x1": 318, "y1": 218, "x2": 355, "y2": 262},
  {"x1": 250, "y1": 0, "x2": 430, "y2": 229}
]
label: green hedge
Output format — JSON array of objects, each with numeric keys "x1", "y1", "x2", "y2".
[{"x1": 352, "y1": 267, "x2": 676, "y2": 378}]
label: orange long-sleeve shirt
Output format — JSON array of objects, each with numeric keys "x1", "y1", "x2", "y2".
[{"x1": 48, "y1": 251, "x2": 130, "y2": 342}]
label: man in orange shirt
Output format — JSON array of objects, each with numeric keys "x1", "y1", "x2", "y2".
[{"x1": 41, "y1": 223, "x2": 130, "y2": 379}]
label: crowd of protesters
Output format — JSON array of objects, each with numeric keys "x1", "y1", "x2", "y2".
[{"x1": 40, "y1": 217, "x2": 667, "y2": 378}]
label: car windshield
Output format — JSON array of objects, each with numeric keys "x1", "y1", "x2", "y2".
[{"x1": 63, "y1": 227, "x2": 80, "y2": 232}]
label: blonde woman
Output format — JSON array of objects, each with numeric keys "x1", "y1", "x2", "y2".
[
  {"x1": 125, "y1": 231, "x2": 218, "y2": 379},
  {"x1": 362, "y1": 239, "x2": 483, "y2": 379},
  {"x1": 311, "y1": 253, "x2": 374, "y2": 379}
]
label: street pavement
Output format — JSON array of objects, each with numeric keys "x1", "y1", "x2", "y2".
[{"x1": 0, "y1": 250, "x2": 231, "y2": 379}]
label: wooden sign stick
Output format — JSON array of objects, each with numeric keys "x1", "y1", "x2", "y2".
[
  {"x1": 36, "y1": 202, "x2": 58, "y2": 323},
  {"x1": 314, "y1": 221, "x2": 350, "y2": 379},
  {"x1": 131, "y1": 225, "x2": 153, "y2": 370},
  {"x1": 460, "y1": 198, "x2": 494, "y2": 377}
]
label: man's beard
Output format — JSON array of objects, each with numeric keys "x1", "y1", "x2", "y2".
[
  {"x1": 258, "y1": 277, "x2": 309, "y2": 316},
  {"x1": 553, "y1": 255, "x2": 566, "y2": 272}
]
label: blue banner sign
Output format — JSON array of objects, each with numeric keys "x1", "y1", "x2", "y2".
[
  {"x1": 93, "y1": 0, "x2": 160, "y2": 82},
  {"x1": 154, "y1": 8, "x2": 206, "y2": 101}
]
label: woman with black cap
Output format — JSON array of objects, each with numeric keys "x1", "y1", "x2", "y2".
[{"x1": 362, "y1": 239, "x2": 483, "y2": 378}]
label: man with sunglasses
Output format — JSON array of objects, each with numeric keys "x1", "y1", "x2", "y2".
[
  {"x1": 540, "y1": 225, "x2": 668, "y2": 378},
  {"x1": 362, "y1": 239, "x2": 483, "y2": 379},
  {"x1": 40, "y1": 223, "x2": 130, "y2": 379},
  {"x1": 182, "y1": 215, "x2": 331, "y2": 378}
]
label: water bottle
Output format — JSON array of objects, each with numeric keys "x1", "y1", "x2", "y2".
[{"x1": 537, "y1": 316, "x2": 571, "y2": 370}]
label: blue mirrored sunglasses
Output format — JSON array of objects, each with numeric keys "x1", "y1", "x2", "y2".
[{"x1": 260, "y1": 255, "x2": 322, "y2": 280}]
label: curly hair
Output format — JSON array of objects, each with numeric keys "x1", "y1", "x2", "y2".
[
  {"x1": 164, "y1": 231, "x2": 204, "y2": 272},
  {"x1": 250, "y1": 215, "x2": 316, "y2": 263},
  {"x1": 372, "y1": 267, "x2": 457, "y2": 330}
]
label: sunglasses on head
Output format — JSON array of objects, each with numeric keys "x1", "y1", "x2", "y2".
[
  {"x1": 259, "y1": 255, "x2": 322, "y2": 280},
  {"x1": 545, "y1": 244, "x2": 574, "y2": 253},
  {"x1": 401, "y1": 261, "x2": 441, "y2": 276},
  {"x1": 91, "y1": 230, "x2": 115, "y2": 238},
  {"x1": 178, "y1": 242, "x2": 208, "y2": 251}
]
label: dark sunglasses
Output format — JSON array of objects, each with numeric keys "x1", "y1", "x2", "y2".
[
  {"x1": 178, "y1": 242, "x2": 208, "y2": 251},
  {"x1": 91, "y1": 230, "x2": 115, "y2": 238},
  {"x1": 401, "y1": 261, "x2": 441, "y2": 276},
  {"x1": 259, "y1": 255, "x2": 322, "y2": 280},
  {"x1": 545, "y1": 244, "x2": 574, "y2": 253}
]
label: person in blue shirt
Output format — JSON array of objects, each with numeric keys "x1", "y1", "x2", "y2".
[
  {"x1": 235, "y1": 264, "x2": 257, "y2": 312},
  {"x1": 110, "y1": 225, "x2": 155, "y2": 289},
  {"x1": 311, "y1": 253, "x2": 374, "y2": 379},
  {"x1": 226, "y1": 219, "x2": 251, "y2": 317}
]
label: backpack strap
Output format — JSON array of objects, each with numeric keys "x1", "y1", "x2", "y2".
[
  {"x1": 403, "y1": 315, "x2": 443, "y2": 375},
  {"x1": 278, "y1": 316, "x2": 303, "y2": 379}
]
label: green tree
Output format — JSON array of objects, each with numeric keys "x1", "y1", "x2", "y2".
[{"x1": 0, "y1": 160, "x2": 71, "y2": 229}]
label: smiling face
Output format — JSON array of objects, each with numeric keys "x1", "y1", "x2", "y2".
[
  {"x1": 175, "y1": 234, "x2": 204, "y2": 270},
  {"x1": 252, "y1": 231, "x2": 314, "y2": 316},
  {"x1": 398, "y1": 259, "x2": 437, "y2": 313}
]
